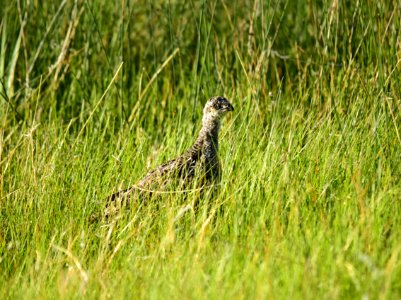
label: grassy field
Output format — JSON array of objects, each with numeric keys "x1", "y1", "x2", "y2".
[{"x1": 1, "y1": 0, "x2": 401, "y2": 299}]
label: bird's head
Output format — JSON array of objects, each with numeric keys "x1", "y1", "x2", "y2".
[{"x1": 202, "y1": 96, "x2": 234, "y2": 123}]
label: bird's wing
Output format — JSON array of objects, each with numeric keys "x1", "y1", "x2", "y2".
[
  {"x1": 104, "y1": 150, "x2": 202, "y2": 218},
  {"x1": 137, "y1": 154, "x2": 195, "y2": 191}
]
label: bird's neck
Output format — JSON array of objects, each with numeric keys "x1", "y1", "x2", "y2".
[{"x1": 193, "y1": 117, "x2": 221, "y2": 154}]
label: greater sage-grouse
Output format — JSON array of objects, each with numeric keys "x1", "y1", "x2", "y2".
[{"x1": 104, "y1": 96, "x2": 234, "y2": 217}]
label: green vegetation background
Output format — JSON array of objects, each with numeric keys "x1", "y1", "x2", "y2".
[{"x1": 1, "y1": 0, "x2": 401, "y2": 298}]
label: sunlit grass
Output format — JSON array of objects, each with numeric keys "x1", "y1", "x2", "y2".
[{"x1": 1, "y1": 0, "x2": 401, "y2": 299}]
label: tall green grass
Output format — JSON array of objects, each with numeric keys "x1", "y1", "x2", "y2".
[{"x1": 1, "y1": 0, "x2": 401, "y2": 298}]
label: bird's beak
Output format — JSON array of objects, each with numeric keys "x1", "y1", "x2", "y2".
[{"x1": 225, "y1": 103, "x2": 234, "y2": 111}]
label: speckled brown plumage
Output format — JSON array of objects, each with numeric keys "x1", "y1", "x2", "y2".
[{"x1": 104, "y1": 96, "x2": 234, "y2": 217}]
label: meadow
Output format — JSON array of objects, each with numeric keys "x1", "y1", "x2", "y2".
[{"x1": 1, "y1": 0, "x2": 401, "y2": 298}]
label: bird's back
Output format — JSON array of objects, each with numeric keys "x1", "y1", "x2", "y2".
[{"x1": 103, "y1": 145, "x2": 202, "y2": 217}]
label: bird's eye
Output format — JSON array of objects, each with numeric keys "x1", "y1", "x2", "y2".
[{"x1": 214, "y1": 97, "x2": 227, "y2": 110}]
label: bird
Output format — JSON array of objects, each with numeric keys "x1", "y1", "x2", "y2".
[{"x1": 104, "y1": 96, "x2": 234, "y2": 218}]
